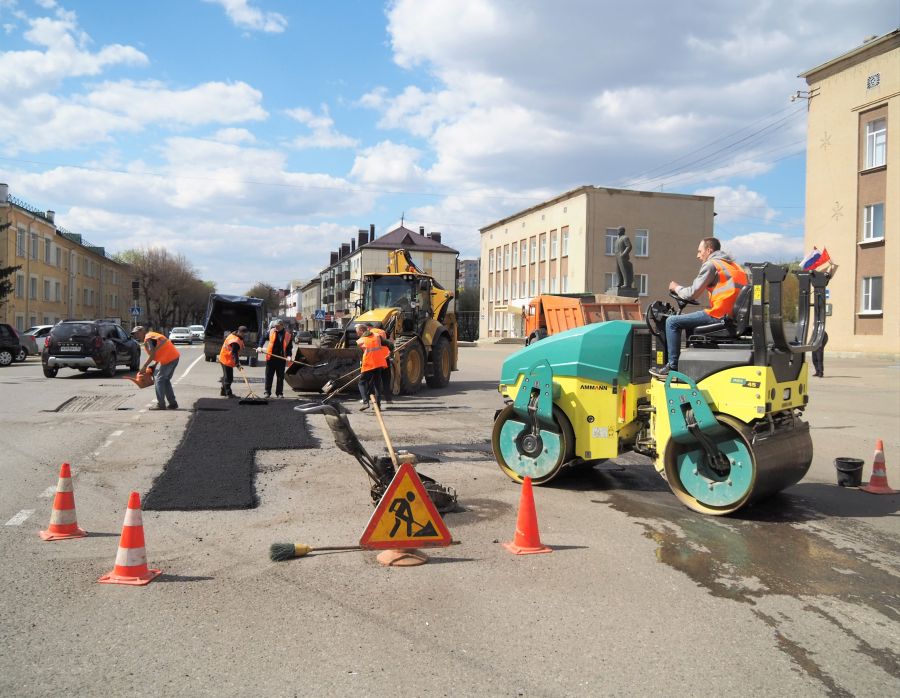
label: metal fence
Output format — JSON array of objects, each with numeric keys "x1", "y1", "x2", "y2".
[{"x1": 456, "y1": 310, "x2": 479, "y2": 341}]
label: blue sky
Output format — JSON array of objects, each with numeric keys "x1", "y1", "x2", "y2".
[{"x1": 1, "y1": 0, "x2": 898, "y2": 294}]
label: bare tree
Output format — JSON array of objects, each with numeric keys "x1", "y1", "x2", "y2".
[{"x1": 246, "y1": 282, "x2": 282, "y2": 315}]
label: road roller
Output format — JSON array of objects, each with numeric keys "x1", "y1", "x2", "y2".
[{"x1": 492, "y1": 262, "x2": 830, "y2": 515}]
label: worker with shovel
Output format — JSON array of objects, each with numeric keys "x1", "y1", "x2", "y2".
[
  {"x1": 355, "y1": 323, "x2": 389, "y2": 411},
  {"x1": 218, "y1": 326, "x2": 248, "y2": 398},
  {"x1": 262, "y1": 319, "x2": 292, "y2": 398},
  {"x1": 132, "y1": 326, "x2": 180, "y2": 410}
]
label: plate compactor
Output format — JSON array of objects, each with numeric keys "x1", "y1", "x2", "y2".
[{"x1": 492, "y1": 263, "x2": 830, "y2": 515}]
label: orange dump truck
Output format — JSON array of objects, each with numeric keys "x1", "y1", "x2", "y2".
[{"x1": 524, "y1": 293, "x2": 642, "y2": 345}]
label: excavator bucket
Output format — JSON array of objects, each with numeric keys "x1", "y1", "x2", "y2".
[{"x1": 284, "y1": 346, "x2": 361, "y2": 393}]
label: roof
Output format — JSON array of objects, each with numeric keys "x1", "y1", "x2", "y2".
[
  {"x1": 799, "y1": 29, "x2": 900, "y2": 82},
  {"x1": 363, "y1": 225, "x2": 458, "y2": 254}
]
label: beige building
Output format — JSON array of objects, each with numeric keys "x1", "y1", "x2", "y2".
[
  {"x1": 320, "y1": 225, "x2": 458, "y2": 327},
  {"x1": 299, "y1": 278, "x2": 321, "y2": 332},
  {"x1": 1, "y1": 184, "x2": 134, "y2": 332},
  {"x1": 800, "y1": 29, "x2": 899, "y2": 356},
  {"x1": 479, "y1": 185, "x2": 714, "y2": 339}
]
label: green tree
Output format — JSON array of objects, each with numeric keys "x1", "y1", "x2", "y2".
[
  {"x1": 0, "y1": 261, "x2": 22, "y2": 308},
  {"x1": 456, "y1": 287, "x2": 479, "y2": 312}
]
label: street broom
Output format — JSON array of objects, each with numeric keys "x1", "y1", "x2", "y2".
[
  {"x1": 269, "y1": 542, "x2": 363, "y2": 561},
  {"x1": 236, "y1": 364, "x2": 268, "y2": 405}
]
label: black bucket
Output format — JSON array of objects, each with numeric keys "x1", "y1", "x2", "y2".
[{"x1": 835, "y1": 457, "x2": 864, "y2": 487}]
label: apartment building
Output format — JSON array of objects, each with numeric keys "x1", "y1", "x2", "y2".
[
  {"x1": 299, "y1": 278, "x2": 321, "y2": 332},
  {"x1": 319, "y1": 224, "x2": 458, "y2": 327},
  {"x1": 458, "y1": 259, "x2": 480, "y2": 294},
  {"x1": 1, "y1": 184, "x2": 133, "y2": 331},
  {"x1": 800, "y1": 29, "x2": 899, "y2": 355},
  {"x1": 479, "y1": 185, "x2": 714, "y2": 338}
]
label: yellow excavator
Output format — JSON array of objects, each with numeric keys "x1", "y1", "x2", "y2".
[{"x1": 284, "y1": 249, "x2": 458, "y2": 395}]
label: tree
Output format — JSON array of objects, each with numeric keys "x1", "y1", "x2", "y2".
[
  {"x1": 456, "y1": 287, "x2": 479, "y2": 312},
  {"x1": 246, "y1": 282, "x2": 282, "y2": 315},
  {"x1": 0, "y1": 261, "x2": 21, "y2": 308}
]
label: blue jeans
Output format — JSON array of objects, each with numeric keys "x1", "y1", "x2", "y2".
[
  {"x1": 665, "y1": 310, "x2": 714, "y2": 369},
  {"x1": 155, "y1": 357, "x2": 179, "y2": 406}
]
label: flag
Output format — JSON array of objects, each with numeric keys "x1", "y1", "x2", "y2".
[
  {"x1": 810, "y1": 247, "x2": 831, "y2": 270},
  {"x1": 801, "y1": 247, "x2": 822, "y2": 270}
]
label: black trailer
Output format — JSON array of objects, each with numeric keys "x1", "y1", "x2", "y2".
[{"x1": 202, "y1": 294, "x2": 265, "y2": 366}]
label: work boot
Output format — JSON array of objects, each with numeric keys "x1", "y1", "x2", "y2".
[
  {"x1": 263, "y1": 392, "x2": 271, "y2": 398},
  {"x1": 649, "y1": 365, "x2": 671, "y2": 379},
  {"x1": 168, "y1": 403, "x2": 179, "y2": 410},
  {"x1": 149, "y1": 404, "x2": 166, "y2": 411},
  {"x1": 359, "y1": 403, "x2": 370, "y2": 411}
]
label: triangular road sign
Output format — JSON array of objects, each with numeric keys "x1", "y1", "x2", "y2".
[{"x1": 359, "y1": 462, "x2": 452, "y2": 549}]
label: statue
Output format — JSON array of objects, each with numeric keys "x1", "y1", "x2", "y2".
[{"x1": 614, "y1": 226, "x2": 634, "y2": 290}]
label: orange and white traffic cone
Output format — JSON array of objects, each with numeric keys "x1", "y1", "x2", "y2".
[
  {"x1": 504, "y1": 476, "x2": 552, "y2": 555},
  {"x1": 861, "y1": 440, "x2": 897, "y2": 495},
  {"x1": 98, "y1": 492, "x2": 162, "y2": 586},
  {"x1": 40, "y1": 462, "x2": 87, "y2": 541}
]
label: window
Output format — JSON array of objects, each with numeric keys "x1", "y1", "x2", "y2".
[
  {"x1": 520, "y1": 240, "x2": 527, "y2": 265},
  {"x1": 863, "y1": 203, "x2": 885, "y2": 241},
  {"x1": 44, "y1": 239, "x2": 52, "y2": 263},
  {"x1": 529, "y1": 278, "x2": 536, "y2": 295},
  {"x1": 562, "y1": 228, "x2": 569, "y2": 256},
  {"x1": 635, "y1": 229, "x2": 649, "y2": 256},
  {"x1": 15, "y1": 273, "x2": 24, "y2": 299},
  {"x1": 55, "y1": 247, "x2": 61, "y2": 267},
  {"x1": 16, "y1": 229, "x2": 26, "y2": 256},
  {"x1": 861, "y1": 276, "x2": 882, "y2": 313},
  {"x1": 638, "y1": 274, "x2": 649, "y2": 296},
  {"x1": 489, "y1": 250, "x2": 494, "y2": 272},
  {"x1": 604, "y1": 272, "x2": 616, "y2": 290},
  {"x1": 562, "y1": 276, "x2": 569, "y2": 292},
  {"x1": 30, "y1": 234, "x2": 38, "y2": 259},
  {"x1": 539, "y1": 236, "x2": 546, "y2": 261},
  {"x1": 512, "y1": 244, "x2": 518, "y2": 267},
  {"x1": 550, "y1": 232, "x2": 558, "y2": 259},
  {"x1": 530, "y1": 238, "x2": 536, "y2": 262},
  {"x1": 865, "y1": 118, "x2": 886, "y2": 169},
  {"x1": 521, "y1": 279, "x2": 526, "y2": 297},
  {"x1": 539, "y1": 278, "x2": 546, "y2": 293},
  {"x1": 550, "y1": 277, "x2": 557, "y2": 293},
  {"x1": 504, "y1": 245, "x2": 510, "y2": 270},
  {"x1": 605, "y1": 229, "x2": 618, "y2": 256},
  {"x1": 29, "y1": 276, "x2": 37, "y2": 300},
  {"x1": 54, "y1": 282, "x2": 61, "y2": 302},
  {"x1": 43, "y1": 280, "x2": 50, "y2": 301}
]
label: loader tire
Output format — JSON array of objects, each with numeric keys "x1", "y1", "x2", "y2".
[
  {"x1": 399, "y1": 340, "x2": 425, "y2": 395},
  {"x1": 425, "y1": 336, "x2": 451, "y2": 389}
]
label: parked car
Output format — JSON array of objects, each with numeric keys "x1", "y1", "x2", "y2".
[
  {"x1": 42, "y1": 320, "x2": 140, "y2": 378},
  {"x1": 0, "y1": 323, "x2": 22, "y2": 367},
  {"x1": 189, "y1": 325, "x2": 205, "y2": 340},
  {"x1": 169, "y1": 327, "x2": 194, "y2": 344},
  {"x1": 19, "y1": 324, "x2": 55, "y2": 360},
  {"x1": 294, "y1": 330, "x2": 313, "y2": 345}
]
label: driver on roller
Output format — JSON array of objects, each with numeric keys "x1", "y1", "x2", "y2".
[{"x1": 651, "y1": 237, "x2": 747, "y2": 378}]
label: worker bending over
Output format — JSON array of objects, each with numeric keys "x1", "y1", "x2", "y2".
[
  {"x1": 218, "y1": 326, "x2": 248, "y2": 398},
  {"x1": 355, "y1": 323, "x2": 389, "y2": 411}
]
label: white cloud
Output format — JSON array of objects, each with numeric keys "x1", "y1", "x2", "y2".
[
  {"x1": 286, "y1": 105, "x2": 358, "y2": 149},
  {"x1": 719, "y1": 232, "x2": 803, "y2": 264},
  {"x1": 696, "y1": 185, "x2": 776, "y2": 224},
  {"x1": 350, "y1": 141, "x2": 424, "y2": 186},
  {"x1": 203, "y1": 0, "x2": 287, "y2": 34}
]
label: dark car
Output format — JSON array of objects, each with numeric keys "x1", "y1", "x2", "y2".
[
  {"x1": 42, "y1": 320, "x2": 141, "y2": 378},
  {"x1": 294, "y1": 330, "x2": 313, "y2": 345},
  {"x1": 0, "y1": 323, "x2": 22, "y2": 367}
]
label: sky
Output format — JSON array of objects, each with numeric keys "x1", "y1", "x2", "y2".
[{"x1": 1, "y1": 0, "x2": 898, "y2": 295}]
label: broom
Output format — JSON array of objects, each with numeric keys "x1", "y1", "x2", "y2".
[
  {"x1": 236, "y1": 364, "x2": 268, "y2": 405},
  {"x1": 269, "y1": 542, "x2": 363, "y2": 561}
]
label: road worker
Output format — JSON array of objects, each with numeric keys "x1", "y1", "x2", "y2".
[{"x1": 218, "y1": 326, "x2": 248, "y2": 398}]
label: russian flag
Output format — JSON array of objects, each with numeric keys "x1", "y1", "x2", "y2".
[{"x1": 801, "y1": 247, "x2": 831, "y2": 270}]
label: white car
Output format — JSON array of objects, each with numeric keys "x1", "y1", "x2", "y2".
[
  {"x1": 189, "y1": 325, "x2": 205, "y2": 340},
  {"x1": 168, "y1": 327, "x2": 194, "y2": 344}
]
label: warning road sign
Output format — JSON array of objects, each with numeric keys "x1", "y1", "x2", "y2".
[{"x1": 359, "y1": 462, "x2": 452, "y2": 550}]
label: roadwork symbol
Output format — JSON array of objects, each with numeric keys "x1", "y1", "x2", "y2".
[{"x1": 359, "y1": 462, "x2": 452, "y2": 550}]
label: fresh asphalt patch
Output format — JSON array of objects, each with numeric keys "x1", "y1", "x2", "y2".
[{"x1": 143, "y1": 398, "x2": 317, "y2": 511}]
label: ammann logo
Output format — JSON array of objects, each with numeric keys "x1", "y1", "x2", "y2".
[{"x1": 579, "y1": 384, "x2": 609, "y2": 391}]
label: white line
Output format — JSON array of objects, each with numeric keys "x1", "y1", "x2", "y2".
[
  {"x1": 5, "y1": 510, "x2": 35, "y2": 526},
  {"x1": 102, "y1": 440, "x2": 113, "y2": 449},
  {"x1": 41, "y1": 486, "x2": 57, "y2": 498},
  {"x1": 110, "y1": 430, "x2": 124, "y2": 438},
  {"x1": 175, "y1": 353, "x2": 206, "y2": 385}
]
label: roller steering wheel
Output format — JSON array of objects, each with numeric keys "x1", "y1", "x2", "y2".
[
  {"x1": 669, "y1": 289, "x2": 699, "y2": 307},
  {"x1": 645, "y1": 300, "x2": 674, "y2": 339}
]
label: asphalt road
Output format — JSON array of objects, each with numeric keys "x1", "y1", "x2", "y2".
[{"x1": 0, "y1": 343, "x2": 898, "y2": 697}]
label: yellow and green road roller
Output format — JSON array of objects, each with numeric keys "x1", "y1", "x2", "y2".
[{"x1": 492, "y1": 263, "x2": 830, "y2": 515}]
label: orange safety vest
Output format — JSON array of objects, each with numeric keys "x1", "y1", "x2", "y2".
[
  {"x1": 144, "y1": 331, "x2": 180, "y2": 365},
  {"x1": 707, "y1": 259, "x2": 749, "y2": 319},
  {"x1": 218, "y1": 333, "x2": 244, "y2": 367},
  {"x1": 370, "y1": 327, "x2": 391, "y2": 363},
  {"x1": 359, "y1": 333, "x2": 388, "y2": 372},
  {"x1": 265, "y1": 328, "x2": 292, "y2": 361}
]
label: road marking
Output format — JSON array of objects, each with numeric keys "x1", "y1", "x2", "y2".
[
  {"x1": 111, "y1": 430, "x2": 123, "y2": 438},
  {"x1": 41, "y1": 486, "x2": 57, "y2": 498},
  {"x1": 102, "y1": 440, "x2": 113, "y2": 449},
  {"x1": 5, "y1": 510, "x2": 35, "y2": 526},
  {"x1": 175, "y1": 353, "x2": 206, "y2": 384}
]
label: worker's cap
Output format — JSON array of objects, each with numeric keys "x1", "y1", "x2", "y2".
[
  {"x1": 237, "y1": 325, "x2": 249, "y2": 333},
  {"x1": 268, "y1": 319, "x2": 281, "y2": 329},
  {"x1": 130, "y1": 325, "x2": 145, "y2": 335}
]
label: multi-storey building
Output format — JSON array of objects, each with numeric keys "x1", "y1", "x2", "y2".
[
  {"x1": 458, "y1": 259, "x2": 480, "y2": 294},
  {"x1": 800, "y1": 29, "x2": 898, "y2": 355},
  {"x1": 479, "y1": 185, "x2": 714, "y2": 339},
  {"x1": 319, "y1": 224, "x2": 458, "y2": 327},
  {"x1": 299, "y1": 278, "x2": 321, "y2": 332},
  {"x1": 1, "y1": 184, "x2": 134, "y2": 332}
]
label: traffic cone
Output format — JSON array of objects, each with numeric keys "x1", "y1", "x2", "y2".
[
  {"x1": 40, "y1": 462, "x2": 87, "y2": 541},
  {"x1": 861, "y1": 440, "x2": 897, "y2": 495},
  {"x1": 98, "y1": 492, "x2": 162, "y2": 586},
  {"x1": 504, "y1": 476, "x2": 552, "y2": 555}
]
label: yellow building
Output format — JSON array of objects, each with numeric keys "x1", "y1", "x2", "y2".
[
  {"x1": 800, "y1": 29, "x2": 899, "y2": 356},
  {"x1": 479, "y1": 185, "x2": 714, "y2": 339},
  {"x1": 1, "y1": 184, "x2": 134, "y2": 332}
]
